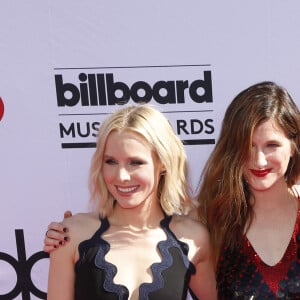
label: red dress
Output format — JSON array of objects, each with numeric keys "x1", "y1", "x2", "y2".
[{"x1": 217, "y1": 198, "x2": 300, "y2": 299}]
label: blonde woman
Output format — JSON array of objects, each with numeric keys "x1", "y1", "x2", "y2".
[{"x1": 47, "y1": 105, "x2": 217, "y2": 300}]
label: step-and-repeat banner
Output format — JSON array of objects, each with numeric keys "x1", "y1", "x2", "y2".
[{"x1": 1, "y1": 1, "x2": 300, "y2": 299}]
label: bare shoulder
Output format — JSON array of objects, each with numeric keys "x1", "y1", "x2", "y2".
[
  {"x1": 62, "y1": 212, "x2": 100, "y2": 244},
  {"x1": 170, "y1": 214, "x2": 210, "y2": 246},
  {"x1": 62, "y1": 211, "x2": 99, "y2": 227},
  {"x1": 170, "y1": 215, "x2": 212, "y2": 264}
]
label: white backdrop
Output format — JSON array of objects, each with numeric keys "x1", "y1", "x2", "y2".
[{"x1": 1, "y1": 1, "x2": 300, "y2": 299}]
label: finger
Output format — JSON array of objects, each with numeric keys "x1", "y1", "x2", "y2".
[
  {"x1": 45, "y1": 228, "x2": 68, "y2": 241},
  {"x1": 43, "y1": 234, "x2": 68, "y2": 251},
  {"x1": 64, "y1": 210, "x2": 73, "y2": 218},
  {"x1": 43, "y1": 244, "x2": 62, "y2": 253},
  {"x1": 47, "y1": 222, "x2": 68, "y2": 233},
  {"x1": 43, "y1": 245, "x2": 57, "y2": 253},
  {"x1": 43, "y1": 238, "x2": 62, "y2": 253}
]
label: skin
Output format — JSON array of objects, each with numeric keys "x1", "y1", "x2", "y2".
[
  {"x1": 45, "y1": 118, "x2": 300, "y2": 297},
  {"x1": 47, "y1": 130, "x2": 217, "y2": 300},
  {"x1": 243, "y1": 119, "x2": 294, "y2": 193},
  {"x1": 243, "y1": 119, "x2": 299, "y2": 266},
  {"x1": 102, "y1": 131, "x2": 163, "y2": 212}
]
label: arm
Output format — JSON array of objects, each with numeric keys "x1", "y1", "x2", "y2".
[
  {"x1": 189, "y1": 244, "x2": 217, "y2": 300},
  {"x1": 175, "y1": 216, "x2": 217, "y2": 300},
  {"x1": 47, "y1": 217, "x2": 76, "y2": 300},
  {"x1": 43, "y1": 211, "x2": 72, "y2": 253},
  {"x1": 47, "y1": 212, "x2": 100, "y2": 299}
]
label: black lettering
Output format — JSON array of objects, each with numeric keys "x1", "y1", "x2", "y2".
[
  {"x1": 55, "y1": 75, "x2": 80, "y2": 107},
  {"x1": 88, "y1": 74, "x2": 98, "y2": 106},
  {"x1": 59, "y1": 123, "x2": 76, "y2": 138},
  {"x1": 0, "y1": 229, "x2": 49, "y2": 299},
  {"x1": 97, "y1": 74, "x2": 107, "y2": 105},
  {"x1": 131, "y1": 81, "x2": 152, "y2": 103},
  {"x1": 204, "y1": 119, "x2": 214, "y2": 134},
  {"x1": 152, "y1": 81, "x2": 176, "y2": 104},
  {"x1": 177, "y1": 120, "x2": 189, "y2": 135},
  {"x1": 106, "y1": 73, "x2": 130, "y2": 105},
  {"x1": 77, "y1": 122, "x2": 91, "y2": 138},
  {"x1": 190, "y1": 119, "x2": 204, "y2": 134},
  {"x1": 176, "y1": 80, "x2": 189, "y2": 103},
  {"x1": 79, "y1": 73, "x2": 89, "y2": 106},
  {"x1": 189, "y1": 71, "x2": 212, "y2": 103},
  {"x1": 55, "y1": 70, "x2": 213, "y2": 106},
  {"x1": 92, "y1": 122, "x2": 100, "y2": 137}
]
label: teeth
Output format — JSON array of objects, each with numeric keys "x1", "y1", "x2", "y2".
[{"x1": 117, "y1": 186, "x2": 137, "y2": 193}]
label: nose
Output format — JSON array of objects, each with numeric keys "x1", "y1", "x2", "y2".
[
  {"x1": 253, "y1": 149, "x2": 267, "y2": 169},
  {"x1": 118, "y1": 167, "x2": 130, "y2": 181}
]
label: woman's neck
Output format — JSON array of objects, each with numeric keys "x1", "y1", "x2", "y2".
[
  {"x1": 109, "y1": 202, "x2": 165, "y2": 230},
  {"x1": 251, "y1": 181, "x2": 297, "y2": 212}
]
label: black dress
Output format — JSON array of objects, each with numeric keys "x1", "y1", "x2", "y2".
[{"x1": 74, "y1": 215, "x2": 197, "y2": 300}]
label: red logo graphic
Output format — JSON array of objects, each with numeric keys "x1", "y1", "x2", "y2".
[{"x1": 0, "y1": 97, "x2": 4, "y2": 121}]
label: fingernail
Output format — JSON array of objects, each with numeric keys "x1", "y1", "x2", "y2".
[
  {"x1": 59, "y1": 241, "x2": 63, "y2": 245},
  {"x1": 64, "y1": 236, "x2": 69, "y2": 241},
  {"x1": 54, "y1": 245, "x2": 57, "y2": 248},
  {"x1": 63, "y1": 227, "x2": 68, "y2": 233}
]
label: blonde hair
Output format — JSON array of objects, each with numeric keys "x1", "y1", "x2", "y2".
[{"x1": 89, "y1": 104, "x2": 191, "y2": 217}]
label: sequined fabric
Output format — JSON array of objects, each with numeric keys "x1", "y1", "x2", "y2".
[{"x1": 217, "y1": 198, "x2": 300, "y2": 299}]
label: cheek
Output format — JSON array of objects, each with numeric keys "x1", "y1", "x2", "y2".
[
  {"x1": 280, "y1": 154, "x2": 292, "y2": 171},
  {"x1": 273, "y1": 149, "x2": 291, "y2": 167},
  {"x1": 102, "y1": 170, "x2": 117, "y2": 196},
  {"x1": 102, "y1": 167, "x2": 115, "y2": 185},
  {"x1": 138, "y1": 169, "x2": 158, "y2": 186},
  {"x1": 137, "y1": 171, "x2": 153, "y2": 184}
]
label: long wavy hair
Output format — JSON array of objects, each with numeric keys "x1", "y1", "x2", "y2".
[
  {"x1": 89, "y1": 104, "x2": 192, "y2": 217},
  {"x1": 197, "y1": 81, "x2": 300, "y2": 262}
]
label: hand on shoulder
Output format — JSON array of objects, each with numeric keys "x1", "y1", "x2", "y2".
[
  {"x1": 62, "y1": 211, "x2": 98, "y2": 226},
  {"x1": 53, "y1": 212, "x2": 100, "y2": 257},
  {"x1": 62, "y1": 212, "x2": 100, "y2": 239}
]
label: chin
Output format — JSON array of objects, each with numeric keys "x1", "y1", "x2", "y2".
[
  {"x1": 116, "y1": 200, "x2": 141, "y2": 209},
  {"x1": 247, "y1": 179, "x2": 269, "y2": 191}
]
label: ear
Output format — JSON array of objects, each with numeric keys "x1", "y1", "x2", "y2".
[{"x1": 159, "y1": 164, "x2": 166, "y2": 175}]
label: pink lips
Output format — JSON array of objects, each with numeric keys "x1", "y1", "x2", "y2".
[{"x1": 250, "y1": 169, "x2": 271, "y2": 177}]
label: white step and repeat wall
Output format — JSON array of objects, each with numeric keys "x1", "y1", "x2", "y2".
[{"x1": 1, "y1": 1, "x2": 300, "y2": 299}]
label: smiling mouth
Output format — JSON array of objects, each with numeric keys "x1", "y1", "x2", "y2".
[
  {"x1": 116, "y1": 186, "x2": 138, "y2": 193},
  {"x1": 250, "y1": 169, "x2": 271, "y2": 177}
]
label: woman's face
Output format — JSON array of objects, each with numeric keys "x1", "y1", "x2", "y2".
[
  {"x1": 102, "y1": 130, "x2": 163, "y2": 209},
  {"x1": 243, "y1": 119, "x2": 294, "y2": 192}
]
